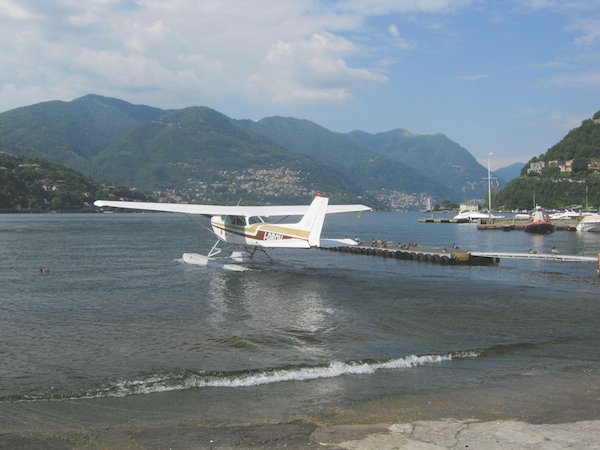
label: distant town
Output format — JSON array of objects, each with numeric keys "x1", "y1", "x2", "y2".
[{"x1": 150, "y1": 166, "x2": 447, "y2": 209}]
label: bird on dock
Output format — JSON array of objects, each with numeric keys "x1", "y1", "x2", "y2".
[
  {"x1": 452, "y1": 243, "x2": 459, "y2": 250},
  {"x1": 442, "y1": 248, "x2": 447, "y2": 253},
  {"x1": 551, "y1": 247, "x2": 559, "y2": 255},
  {"x1": 528, "y1": 249, "x2": 538, "y2": 254}
]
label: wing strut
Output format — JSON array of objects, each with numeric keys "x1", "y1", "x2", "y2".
[{"x1": 184, "y1": 213, "x2": 215, "y2": 235}]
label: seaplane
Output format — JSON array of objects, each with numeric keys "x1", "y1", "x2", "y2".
[{"x1": 94, "y1": 194, "x2": 371, "y2": 271}]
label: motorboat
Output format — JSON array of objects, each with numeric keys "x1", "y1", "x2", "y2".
[
  {"x1": 549, "y1": 209, "x2": 582, "y2": 220},
  {"x1": 452, "y1": 209, "x2": 504, "y2": 223},
  {"x1": 576, "y1": 214, "x2": 600, "y2": 232},
  {"x1": 524, "y1": 207, "x2": 555, "y2": 234}
]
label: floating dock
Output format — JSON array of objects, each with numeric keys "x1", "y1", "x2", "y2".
[
  {"x1": 469, "y1": 251, "x2": 598, "y2": 263},
  {"x1": 323, "y1": 244, "x2": 498, "y2": 266},
  {"x1": 477, "y1": 217, "x2": 579, "y2": 231},
  {"x1": 418, "y1": 216, "x2": 580, "y2": 231},
  {"x1": 323, "y1": 244, "x2": 599, "y2": 268},
  {"x1": 418, "y1": 217, "x2": 468, "y2": 224}
]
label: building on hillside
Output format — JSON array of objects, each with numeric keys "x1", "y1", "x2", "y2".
[
  {"x1": 560, "y1": 160, "x2": 573, "y2": 173},
  {"x1": 527, "y1": 161, "x2": 546, "y2": 174}
]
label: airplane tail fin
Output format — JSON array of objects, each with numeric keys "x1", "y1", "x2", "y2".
[{"x1": 298, "y1": 194, "x2": 329, "y2": 247}]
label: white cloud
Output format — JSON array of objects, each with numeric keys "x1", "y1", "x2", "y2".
[
  {"x1": 0, "y1": 0, "x2": 37, "y2": 20},
  {"x1": 250, "y1": 32, "x2": 388, "y2": 103},
  {"x1": 121, "y1": 19, "x2": 169, "y2": 53},
  {"x1": 567, "y1": 18, "x2": 600, "y2": 46},
  {"x1": 0, "y1": 0, "x2": 481, "y2": 112}
]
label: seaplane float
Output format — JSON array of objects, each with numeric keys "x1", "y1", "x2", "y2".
[{"x1": 94, "y1": 194, "x2": 371, "y2": 271}]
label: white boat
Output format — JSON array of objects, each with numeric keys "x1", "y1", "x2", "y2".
[
  {"x1": 549, "y1": 209, "x2": 582, "y2": 220},
  {"x1": 452, "y1": 209, "x2": 504, "y2": 223},
  {"x1": 576, "y1": 214, "x2": 600, "y2": 232}
]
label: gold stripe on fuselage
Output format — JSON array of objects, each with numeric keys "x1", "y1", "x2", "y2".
[{"x1": 211, "y1": 222, "x2": 311, "y2": 241}]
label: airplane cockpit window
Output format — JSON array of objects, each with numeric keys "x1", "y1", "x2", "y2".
[
  {"x1": 222, "y1": 215, "x2": 232, "y2": 224},
  {"x1": 231, "y1": 216, "x2": 245, "y2": 226}
]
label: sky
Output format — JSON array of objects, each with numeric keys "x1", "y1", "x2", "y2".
[{"x1": 1, "y1": 1, "x2": 599, "y2": 170}]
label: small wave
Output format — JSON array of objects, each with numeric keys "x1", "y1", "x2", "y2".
[
  {"x1": 3, "y1": 351, "x2": 480, "y2": 403},
  {"x1": 99, "y1": 351, "x2": 479, "y2": 398}
]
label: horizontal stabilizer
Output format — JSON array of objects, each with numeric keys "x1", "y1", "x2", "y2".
[{"x1": 319, "y1": 238, "x2": 358, "y2": 248}]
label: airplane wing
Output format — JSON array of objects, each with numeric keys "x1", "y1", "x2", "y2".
[{"x1": 93, "y1": 200, "x2": 371, "y2": 217}]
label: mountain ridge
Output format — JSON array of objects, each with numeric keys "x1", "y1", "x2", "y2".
[{"x1": 0, "y1": 95, "x2": 500, "y2": 208}]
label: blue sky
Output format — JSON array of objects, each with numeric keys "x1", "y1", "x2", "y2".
[{"x1": 1, "y1": 1, "x2": 599, "y2": 170}]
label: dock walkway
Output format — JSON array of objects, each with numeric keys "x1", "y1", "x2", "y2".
[
  {"x1": 418, "y1": 216, "x2": 580, "y2": 231},
  {"x1": 324, "y1": 243, "x2": 498, "y2": 266},
  {"x1": 324, "y1": 244, "x2": 599, "y2": 268},
  {"x1": 477, "y1": 217, "x2": 579, "y2": 231}
]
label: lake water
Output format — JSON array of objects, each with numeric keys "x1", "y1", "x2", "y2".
[{"x1": 1, "y1": 211, "x2": 600, "y2": 436}]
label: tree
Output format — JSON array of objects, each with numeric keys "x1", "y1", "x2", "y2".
[
  {"x1": 572, "y1": 159, "x2": 588, "y2": 173},
  {"x1": 442, "y1": 200, "x2": 459, "y2": 209}
]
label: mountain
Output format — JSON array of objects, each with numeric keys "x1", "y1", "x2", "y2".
[
  {"x1": 84, "y1": 107, "x2": 364, "y2": 204},
  {"x1": 0, "y1": 94, "x2": 168, "y2": 164},
  {"x1": 495, "y1": 162, "x2": 525, "y2": 182},
  {"x1": 235, "y1": 116, "x2": 449, "y2": 206},
  {"x1": 0, "y1": 94, "x2": 497, "y2": 208},
  {"x1": 344, "y1": 129, "x2": 504, "y2": 202},
  {"x1": 493, "y1": 111, "x2": 600, "y2": 210}
]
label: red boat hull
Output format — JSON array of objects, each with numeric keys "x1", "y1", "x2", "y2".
[{"x1": 525, "y1": 221, "x2": 555, "y2": 234}]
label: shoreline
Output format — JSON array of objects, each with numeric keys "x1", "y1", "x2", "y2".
[
  {"x1": 2, "y1": 370, "x2": 600, "y2": 449},
  {"x1": 2, "y1": 418, "x2": 600, "y2": 449}
]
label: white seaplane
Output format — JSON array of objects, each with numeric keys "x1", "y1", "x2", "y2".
[{"x1": 94, "y1": 194, "x2": 370, "y2": 271}]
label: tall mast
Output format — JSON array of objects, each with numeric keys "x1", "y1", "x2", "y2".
[{"x1": 488, "y1": 152, "x2": 492, "y2": 219}]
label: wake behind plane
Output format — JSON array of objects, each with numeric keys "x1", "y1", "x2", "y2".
[{"x1": 94, "y1": 194, "x2": 371, "y2": 271}]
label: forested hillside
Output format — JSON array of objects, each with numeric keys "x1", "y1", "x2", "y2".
[
  {"x1": 493, "y1": 111, "x2": 600, "y2": 210},
  {"x1": 0, "y1": 144, "x2": 150, "y2": 211}
]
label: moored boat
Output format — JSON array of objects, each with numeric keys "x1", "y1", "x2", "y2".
[
  {"x1": 452, "y1": 209, "x2": 504, "y2": 223},
  {"x1": 576, "y1": 214, "x2": 600, "y2": 232},
  {"x1": 524, "y1": 207, "x2": 555, "y2": 234}
]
